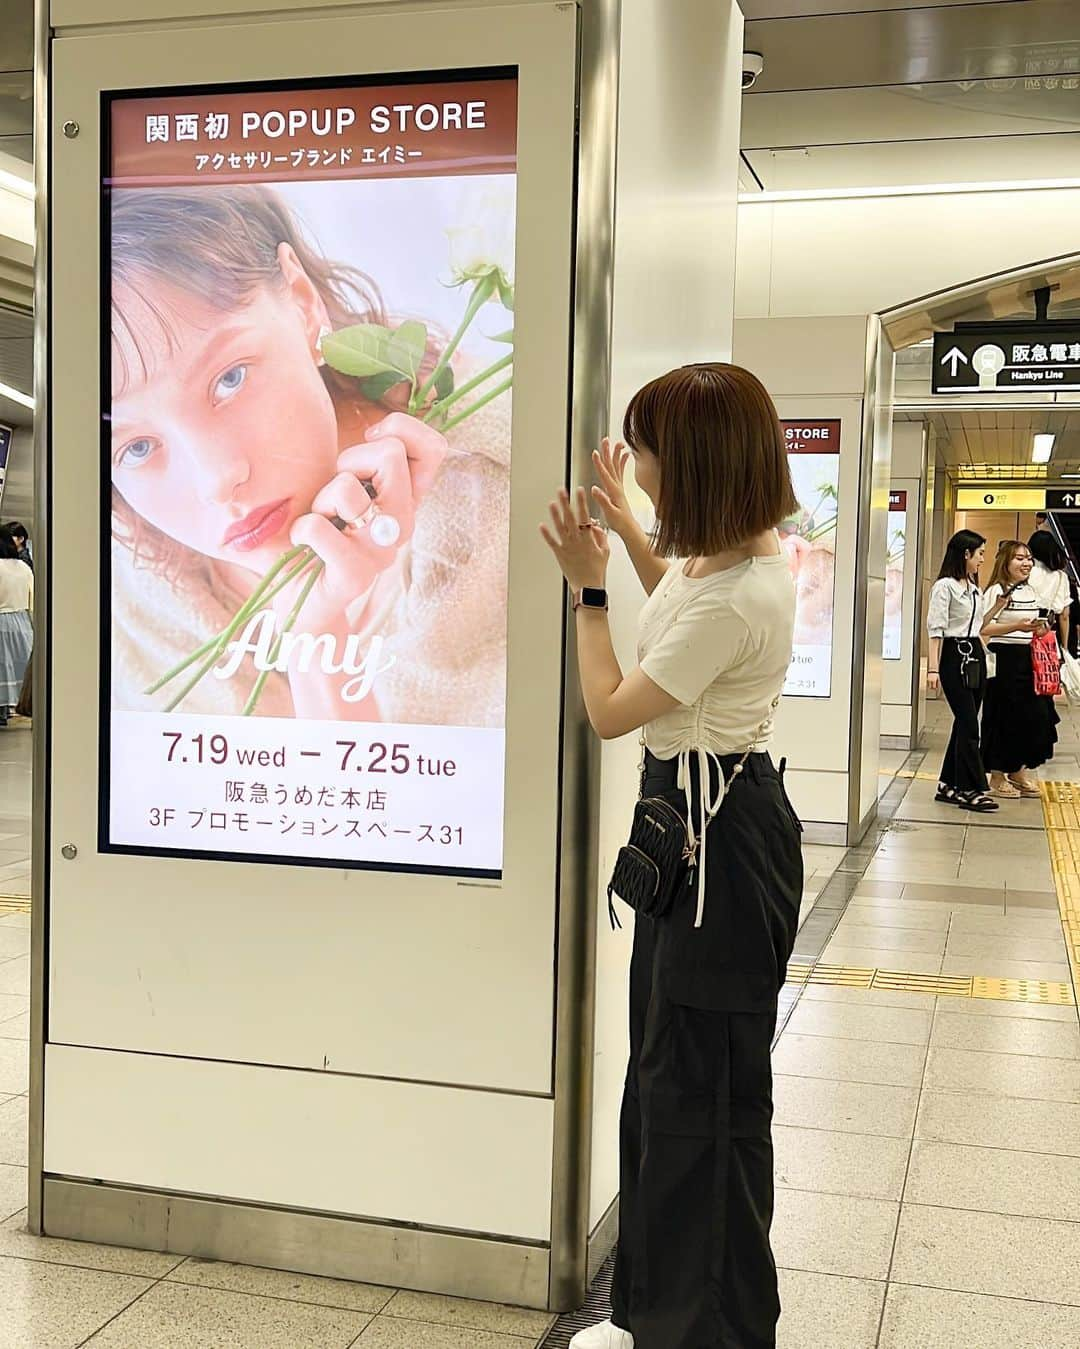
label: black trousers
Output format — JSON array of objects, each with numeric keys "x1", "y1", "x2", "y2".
[
  {"x1": 938, "y1": 637, "x2": 988, "y2": 794},
  {"x1": 610, "y1": 915, "x2": 780, "y2": 1348}
]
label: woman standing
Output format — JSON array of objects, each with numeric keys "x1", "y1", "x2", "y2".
[
  {"x1": 0, "y1": 535, "x2": 32, "y2": 728},
  {"x1": 926, "y1": 531, "x2": 1012, "y2": 812},
  {"x1": 1028, "y1": 530, "x2": 1071, "y2": 652},
  {"x1": 541, "y1": 365, "x2": 803, "y2": 1349},
  {"x1": 981, "y1": 540, "x2": 1056, "y2": 797}
]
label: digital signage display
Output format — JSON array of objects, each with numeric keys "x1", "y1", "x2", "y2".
[
  {"x1": 102, "y1": 70, "x2": 518, "y2": 876},
  {"x1": 779, "y1": 421, "x2": 840, "y2": 698},
  {"x1": 884, "y1": 490, "x2": 907, "y2": 662}
]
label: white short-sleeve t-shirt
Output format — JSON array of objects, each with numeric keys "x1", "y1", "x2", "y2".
[{"x1": 638, "y1": 554, "x2": 795, "y2": 758}]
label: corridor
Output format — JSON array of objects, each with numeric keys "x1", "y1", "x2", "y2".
[{"x1": 0, "y1": 705, "x2": 1075, "y2": 1344}]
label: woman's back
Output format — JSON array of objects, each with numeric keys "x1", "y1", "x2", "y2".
[
  {"x1": 0, "y1": 559, "x2": 32, "y2": 613},
  {"x1": 638, "y1": 553, "x2": 795, "y2": 758}
]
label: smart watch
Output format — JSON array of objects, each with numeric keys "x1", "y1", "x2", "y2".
[{"x1": 572, "y1": 587, "x2": 609, "y2": 612}]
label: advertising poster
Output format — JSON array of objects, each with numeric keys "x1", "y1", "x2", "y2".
[
  {"x1": 884, "y1": 490, "x2": 907, "y2": 661},
  {"x1": 779, "y1": 421, "x2": 840, "y2": 698},
  {"x1": 102, "y1": 71, "x2": 518, "y2": 877}
]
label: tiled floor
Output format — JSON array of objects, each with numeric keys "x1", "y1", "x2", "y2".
[
  {"x1": 5, "y1": 702, "x2": 1080, "y2": 1345},
  {"x1": 770, "y1": 699, "x2": 1080, "y2": 1348}
]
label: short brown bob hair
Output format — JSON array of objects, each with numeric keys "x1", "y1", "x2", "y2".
[{"x1": 623, "y1": 363, "x2": 797, "y2": 558}]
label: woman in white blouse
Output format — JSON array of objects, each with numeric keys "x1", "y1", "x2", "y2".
[
  {"x1": 1027, "y1": 530, "x2": 1071, "y2": 651},
  {"x1": 927, "y1": 531, "x2": 1014, "y2": 812},
  {"x1": 981, "y1": 540, "x2": 1057, "y2": 797},
  {"x1": 541, "y1": 364, "x2": 801, "y2": 1349}
]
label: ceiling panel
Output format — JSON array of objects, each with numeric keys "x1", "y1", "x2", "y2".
[
  {"x1": 0, "y1": 134, "x2": 30, "y2": 164},
  {"x1": 745, "y1": 132, "x2": 1080, "y2": 192},
  {"x1": 897, "y1": 407, "x2": 1080, "y2": 477},
  {"x1": 744, "y1": 1, "x2": 1079, "y2": 95},
  {"x1": 743, "y1": 2, "x2": 1006, "y2": 16},
  {"x1": 741, "y1": 84, "x2": 1080, "y2": 152},
  {"x1": 0, "y1": 0, "x2": 32, "y2": 76}
]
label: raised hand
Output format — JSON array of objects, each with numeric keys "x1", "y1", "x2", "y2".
[{"x1": 591, "y1": 438, "x2": 636, "y2": 540}]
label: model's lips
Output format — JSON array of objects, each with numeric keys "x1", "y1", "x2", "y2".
[{"x1": 222, "y1": 499, "x2": 291, "y2": 552}]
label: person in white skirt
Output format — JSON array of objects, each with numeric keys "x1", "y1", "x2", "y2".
[{"x1": 0, "y1": 534, "x2": 32, "y2": 727}]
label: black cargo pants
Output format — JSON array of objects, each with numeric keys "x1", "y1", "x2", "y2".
[{"x1": 609, "y1": 912, "x2": 780, "y2": 1348}]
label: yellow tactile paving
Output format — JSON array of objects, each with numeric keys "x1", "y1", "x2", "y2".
[
  {"x1": 1040, "y1": 780, "x2": 1080, "y2": 1002},
  {"x1": 787, "y1": 959, "x2": 1074, "y2": 1005}
]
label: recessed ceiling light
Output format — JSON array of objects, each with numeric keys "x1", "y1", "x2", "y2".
[
  {"x1": 1033, "y1": 434, "x2": 1056, "y2": 464},
  {"x1": 0, "y1": 381, "x2": 33, "y2": 411}
]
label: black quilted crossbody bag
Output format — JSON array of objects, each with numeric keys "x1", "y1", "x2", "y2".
[
  {"x1": 606, "y1": 699, "x2": 780, "y2": 930},
  {"x1": 606, "y1": 790, "x2": 693, "y2": 926}
]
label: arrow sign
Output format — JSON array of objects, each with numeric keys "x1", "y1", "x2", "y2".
[
  {"x1": 940, "y1": 347, "x2": 968, "y2": 377},
  {"x1": 1065, "y1": 494, "x2": 1075, "y2": 507}
]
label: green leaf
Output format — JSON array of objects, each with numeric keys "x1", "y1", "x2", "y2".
[
  {"x1": 489, "y1": 329, "x2": 515, "y2": 345},
  {"x1": 321, "y1": 323, "x2": 413, "y2": 380},
  {"x1": 392, "y1": 320, "x2": 428, "y2": 381},
  {"x1": 435, "y1": 364, "x2": 455, "y2": 401},
  {"x1": 497, "y1": 277, "x2": 515, "y2": 312},
  {"x1": 361, "y1": 371, "x2": 409, "y2": 401}
]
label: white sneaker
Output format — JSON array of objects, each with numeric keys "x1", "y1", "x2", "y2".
[{"x1": 569, "y1": 1320, "x2": 634, "y2": 1349}]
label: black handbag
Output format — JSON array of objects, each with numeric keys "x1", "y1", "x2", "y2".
[
  {"x1": 607, "y1": 700, "x2": 780, "y2": 929},
  {"x1": 606, "y1": 790, "x2": 693, "y2": 926}
]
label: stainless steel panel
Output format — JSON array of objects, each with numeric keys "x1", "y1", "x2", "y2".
[
  {"x1": 548, "y1": 0, "x2": 619, "y2": 1315},
  {"x1": 43, "y1": 1178, "x2": 552, "y2": 1308},
  {"x1": 28, "y1": 0, "x2": 48, "y2": 1238}
]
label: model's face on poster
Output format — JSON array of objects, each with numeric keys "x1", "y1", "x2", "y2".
[{"x1": 111, "y1": 256, "x2": 339, "y2": 574}]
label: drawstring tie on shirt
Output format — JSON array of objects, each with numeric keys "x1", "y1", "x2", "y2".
[
  {"x1": 671, "y1": 695, "x2": 781, "y2": 930},
  {"x1": 678, "y1": 747, "x2": 742, "y2": 929}
]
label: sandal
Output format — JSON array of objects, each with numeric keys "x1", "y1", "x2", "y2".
[
  {"x1": 990, "y1": 776, "x2": 1021, "y2": 799},
  {"x1": 934, "y1": 785, "x2": 959, "y2": 804},
  {"x1": 958, "y1": 792, "x2": 1000, "y2": 813},
  {"x1": 1008, "y1": 774, "x2": 1041, "y2": 798}
]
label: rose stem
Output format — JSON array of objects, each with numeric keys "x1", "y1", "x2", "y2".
[
  {"x1": 242, "y1": 561, "x2": 324, "y2": 717},
  {"x1": 146, "y1": 546, "x2": 311, "y2": 695},
  {"x1": 424, "y1": 352, "x2": 513, "y2": 424},
  {"x1": 159, "y1": 554, "x2": 319, "y2": 712},
  {"x1": 438, "y1": 376, "x2": 513, "y2": 435},
  {"x1": 412, "y1": 273, "x2": 496, "y2": 412}
]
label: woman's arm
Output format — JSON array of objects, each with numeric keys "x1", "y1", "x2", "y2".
[
  {"x1": 575, "y1": 609, "x2": 678, "y2": 739},
  {"x1": 980, "y1": 585, "x2": 1032, "y2": 637},
  {"x1": 927, "y1": 636, "x2": 941, "y2": 691}
]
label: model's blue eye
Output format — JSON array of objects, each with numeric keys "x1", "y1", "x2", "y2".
[
  {"x1": 120, "y1": 438, "x2": 156, "y2": 466},
  {"x1": 214, "y1": 364, "x2": 248, "y2": 402}
]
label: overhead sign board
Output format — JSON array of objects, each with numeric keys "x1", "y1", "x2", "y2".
[
  {"x1": 956, "y1": 488, "x2": 1047, "y2": 511},
  {"x1": 932, "y1": 327, "x2": 1080, "y2": 394},
  {"x1": 1046, "y1": 489, "x2": 1080, "y2": 510}
]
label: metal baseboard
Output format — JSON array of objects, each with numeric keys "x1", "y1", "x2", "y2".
[
  {"x1": 43, "y1": 1178, "x2": 551, "y2": 1310},
  {"x1": 542, "y1": 1252, "x2": 615, "y2": 1348}
]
